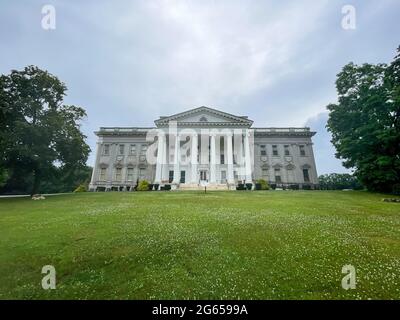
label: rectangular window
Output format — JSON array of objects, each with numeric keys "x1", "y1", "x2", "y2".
[
  {"x1": 130, "y1": 144, "x2": 136, "y2": 155},
  {"x1": 299, "y1": 145, "x2": 306, "y2": 156},
  {"x1": 272, "y1": 145, "x2": 278, "y2": 156},
  {"x1": 115, "y1": 168, "x2": 122, "y2": 181},
  {"x1": 260, "y1": 145, "x2": 267, "y2": 156},
  {"x1": 303, "y1": 169, "x2": 310, "y2": 182},
  {"x1": 221, "y1": 170, "x2": 226, "y2": 182},
  {"x1": 200, "y1": 170, "x2": 207, "y2": 181},
  {"x1": 180, "y1": 171, "x2": 185, "y2": 183},
  {"x1": 140, "y1": 145, "x2": 147, "y2": 156},
  {"x1": 169, "y1": 170, "x2": 174, "y2": 183},
  {"x1": 220, "y1": 154, "x2": 225, "y2": 164},
  {"x1": 284, "y1": 145, "x2": 290, "y2": 156},
  {"x1": 118, "y1": 144, "x2": 124, "y2": 155},
  {"x1": 287, "y1": 168, "x2": 294, "y2": 182},
  {"x1": 99, "y1": 168, "x2": 106, "y2": 180},
  {"x1": 275, "y1": 168, "x2": 281, "y2": 183},
  {"x1": 262, "y1": 169, "x2": 268, "y2": 178},
  {"x1": 103, "y1": 144, "x2": 110, "y2": 156},
  {"x1": 139, "y1": 169, "x2": 146, "y2": 180},
  {"x1": 127, "y1": 168, "x2": 134, "y2": 181}
]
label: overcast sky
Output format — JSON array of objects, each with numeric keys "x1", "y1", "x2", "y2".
[{"x1": 1, "y1": 0, "x2": 399, "y2": 174}]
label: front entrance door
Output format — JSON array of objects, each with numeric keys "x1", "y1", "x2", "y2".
[
  {"x1": 200, "y1": 170, "x2": 208, "y2": 182},
  {"x1": 180, "y1": 171, "x2": 185, "y2": 183}
]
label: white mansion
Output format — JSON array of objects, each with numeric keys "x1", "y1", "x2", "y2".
[{"x1": 89, "y1": 107, "x2": 318, "y2": 191}]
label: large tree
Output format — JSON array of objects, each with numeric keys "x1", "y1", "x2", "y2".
[
  {"x1": 327, "y1": 47, "x2": 400, "y2": 193},
  {"x1": 0, "y1": 66, "x2": 90, "y2": 195}
]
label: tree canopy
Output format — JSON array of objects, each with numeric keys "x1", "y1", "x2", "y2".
[
  {"x1": 318, "y1": 173, "x2": 363, "y2": 190},
  {"x1": 0, "y1": 66, "x2": 91, "y2": 195},
  {"x1": 327, "y1": 46, "x2": 400, "y2": 193}
]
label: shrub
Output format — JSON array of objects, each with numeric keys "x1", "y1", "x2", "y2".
[
  {"x1": 137, "y1": 180, "x2": 150, "y2": 191},
  {"x1": 154, "y1": 184, "x2": 159, "y2": 191},
  {"x1": 236, "y1": 183, "x2": 245, "y2": 190},
  {"x1": 160, "y1": 184, "x2": 171, "y2": 191},
  {"x1": 270, "y1": 183, "x2": 276, "y2": 190},
  {"x1": 245, "y1": 183, "x2": 253, "y2": 190},
  {"x1": 302, "y1": 184, "x2": 312, "y2": 190},
  {"x1": 73, "y1": 185, "x2": 87, "y2": 193},
  {"x1": 256, "y1": 179, "x2": 269, "y2": 190},
  {"x1": 288, "y1": 184, "x2": 299, "y2": 190}
]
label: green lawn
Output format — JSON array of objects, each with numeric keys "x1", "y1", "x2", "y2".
[{"x1": 0, "y1": 191, "x2": 399, "y2": 300}]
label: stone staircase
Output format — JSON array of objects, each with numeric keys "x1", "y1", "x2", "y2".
[{"x1": 178, "y1": 183, "x2": 233, "y2": 191}]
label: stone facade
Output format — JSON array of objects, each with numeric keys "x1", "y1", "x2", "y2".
[{"x1": 89, "y1": 107, "x2": 318, "y2": 191}]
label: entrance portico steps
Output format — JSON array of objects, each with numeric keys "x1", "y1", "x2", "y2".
[{"x1": 178, "y1": 183, "x2": 233, "y2": 191}]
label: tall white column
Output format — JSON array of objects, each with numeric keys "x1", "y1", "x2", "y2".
[
  {"x1": 161, "y1": 135, "x2": 168, "y2": 182},
  {"x1": 226, "y1": 132, "x2": 234, "y2": 184},
  {"x1": 154, "y1": 133, "x2": 165, "y2": 184},
  {"x1": 107, "y1": 143, "x2": 117, "y2": 182},
  {"x1": 173, "y1": 133, "x2": 181, "y2": 184},
  {"x1": 191, "y1": 133, "x2": 198, "y2": 183},
  {"x1": 244, "y1": 130, "x2": 252, "y2": 183},
  {"x1": 200, "y1": 132, "x2": 209, "y2": 165},
  {"x1": 210, "y1": 133, "x2": 216, "y2": 183}
]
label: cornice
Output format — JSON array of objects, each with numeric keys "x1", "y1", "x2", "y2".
[
  {"x1": 156, "y1": 121, "x2": 252, "y2": 128},
  {"x1": 155, "y1": 106, "x2": 253, "y2": 126}
]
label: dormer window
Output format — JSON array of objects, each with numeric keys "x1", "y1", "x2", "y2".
[{"x1": 199, "y1": 116, "x2": 208, "y2": 122}]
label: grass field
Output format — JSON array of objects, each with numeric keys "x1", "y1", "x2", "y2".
[{"x1": 0, "y1": 190, "x2": 399, "y2": 300}]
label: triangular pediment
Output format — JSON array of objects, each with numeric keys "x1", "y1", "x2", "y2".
[{"x1": 155, "y1": 106, "x2": 253, "y2": 127}]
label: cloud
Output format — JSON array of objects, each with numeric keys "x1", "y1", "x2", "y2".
[{"x1": 0, "y1": 0, "x2": 399, "y2": 171}]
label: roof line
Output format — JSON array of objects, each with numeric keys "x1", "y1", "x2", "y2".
[{"x1": 155, "y1": 106, "x2": 254, "y2": 124}]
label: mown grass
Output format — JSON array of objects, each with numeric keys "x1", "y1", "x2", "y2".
[{"x1": 0, "y1": 191, "x2": 399, "y2": 300}]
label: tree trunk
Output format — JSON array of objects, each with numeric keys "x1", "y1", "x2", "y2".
[{"x1": 31, "y1": 169, "x2": 41, "y2": 196}]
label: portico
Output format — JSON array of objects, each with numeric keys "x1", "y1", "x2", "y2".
[{"x1": 153, "y1": 128, "x2": 253, "y2": 189}]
